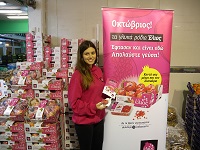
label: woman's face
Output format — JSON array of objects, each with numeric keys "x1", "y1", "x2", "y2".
[{"x1": 82, "y1": 47, "x2": 96, "y2": 67}]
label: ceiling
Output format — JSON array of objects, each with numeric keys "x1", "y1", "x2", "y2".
[
  {"x1": 0, "y1": 0, "x2": 28, "y2": 20},
  {"x1": 0, "y1": 0, "x2": 29, "y2": 41}
]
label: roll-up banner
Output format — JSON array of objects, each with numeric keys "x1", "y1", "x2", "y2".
[{"x1": 102, "y1": 8, "x2": 173, "y2": 150}]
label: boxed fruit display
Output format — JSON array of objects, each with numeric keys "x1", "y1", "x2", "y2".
[
  {"x1": 34, "y1": 90, "x2": 62, "y2": 99},
  {"x1": 32, "y1": 78, "x2": 63, "y2": 90},
  {"x1": 0, "y1": 121, "x2": 25, "y2": 133},
  {"x1": 16, "y1": 62, "x2": 44, "y2": 71},
  {"x1": 65, "y1": 124, "x2": 76, "y2": 133},
  {"x1": 132, "y1": 84, "x2": 163, "y2": 108},
  {"x1": 115, "y1": 80, "x2": 163, "y2": 108},
  {"x1": 59, "y1": 113, "x2": 79, "y2": 150},
  {"x1": 42, "y1": 68, "x2": 68, "y2": 79},
  {"x1": 10, "y1": 69, "x2": 41, "y2": 86},
  {"x1": 25, "y1": 132, "x2": 61, "y2": 143},
  {"x1": 0, "y1": 121, "x2": 26, "y2": 146},
  {"x1": 67, "y1": 53, "x2": 77, "y2": 62},
  {"x1": 33, "y1": 91, "x2": 64, "y2": 113},
  {"x1": 26, "y1": 141, "x2": 62, "y2": 150},
  {"x1": 7, "y1": 89, "x2": 35, "y2": 99},
  {"x1": 0, "y1": 80, "x2": 8, "y2": 99},
  {"x1": 28, "y1": 100, "x2": 60, "y2": 122},
  {"x1": 61, "y1": 38, "x2": 82, "y2": 49},
  {"x1": 68, "y1": 68, "x2": 74, "y2": 78},
  {"x1": 0, "y1": 141, "x2": 27, "y2": 150},
  {"x1": 65, "y1": 132, "x2": 78, "y2": 141},
  {"x1": 187, "y1": 81, "x2": 200, "y2": 96},
  {"x1": 0, "y1": 98, "x2": 28, "y2": 121},
  {"x1": 26, "y1": 33, "x2": 34, "y2": 41},
  {"x1": 67, "y1": 61, "x2": 76, "y2": 68},
  {"x1": 65, "y1": 140, "x2": 79, "y2": 150},
  {"x1": 24, "y1": 122, "x2": 60, "y2": 134},
  {"x1": 0, "y1": 132, "x2": 25, "y2": 142},
  {"x1": 44, "y1": 46, "x2": 60, "y2": 56}
]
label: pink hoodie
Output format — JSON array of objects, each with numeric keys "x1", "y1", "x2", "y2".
[{"x1": 68, "y1": 65, "x2": 105, "y2": 125}]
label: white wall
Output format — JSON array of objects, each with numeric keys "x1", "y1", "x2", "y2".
[{"x1": 31, "y1": 0, "x2": 200, "y2": 116}]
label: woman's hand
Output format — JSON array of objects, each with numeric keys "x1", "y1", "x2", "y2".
[{"x1": 96, "y1": 101, "x2": 107, "y2": 110}]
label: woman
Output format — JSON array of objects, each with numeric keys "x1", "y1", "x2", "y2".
[{"x1": 68, "y1": 40, "x2": 107, "y2": 150}]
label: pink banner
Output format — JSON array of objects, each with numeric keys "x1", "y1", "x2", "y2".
[{"x1": 102, "y1": 8, "x2": 173, "y2": 150}]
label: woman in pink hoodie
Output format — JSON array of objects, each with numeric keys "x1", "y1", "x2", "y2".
[{"x1": 68, "y1": 40, "x2": 107, "y2": 150}]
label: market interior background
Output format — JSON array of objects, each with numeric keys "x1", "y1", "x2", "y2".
[{"x1": 1, "y1": 0, "x2": 200, "y2": 119}]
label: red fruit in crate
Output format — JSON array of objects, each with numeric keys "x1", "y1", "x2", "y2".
[
  {"x1": 136, "y1": 87, "x2": 146, "y2": 94},
  {"x1": 136, "y1": 83, "x2": 145, "y2": 89},
  {"x1": 16, "y1": 109, "x2": 23, "y2": 115},
  {"x1": 31, "y1": 71, "x2": 37, "y2": 79},
  {"x1": 136, "y1": 84, "x2": 146, "y2": 93},
  {"x1": 146, "y1": 84, "x2": 156, "y2": 93},
  {"x1": 136, "y1": 91, "x2": 143, "y2": 98},
  {"x1": 2, "y1": 141, "x2": 8, "y2": 144},
  {"x1": 48, "y1": 100, "x2": 56, "y2": 106},
  {"x1": 32, "y1": 133, "x2": 39, "y2": 137},
  {"x1": 55, "y1": 105, "x2": 60, "y2": 111},
  {"x1": 30, "y1": 99, "x2": 39, "y2": 106},
  {"x1": 196, "y1": 90, "x2": 200, "y2": 95},
  {"x1": 196, "y1": 86, "x2": 200, "y2": 91},
  {"x1": 126, "y1": 91, "x2": 136, "y2": 97},
  {"x1": 28, "y1": 112, "x2": 35, "y2": 119},
  {"x1": 28, "y1": 122, "x2": 34, "y2": 127},
  {"x1": 124, "y1": 81, "x2": 136, "y2": 92},
  {"x1": 117, "y1": 88, "x2": 126, "y2": 95},
  {"x1": 13, "y1": 122, "x2": 19, "y2": 126},
  {"x1": 192, "y1": 84, "x2": 198, "y2": 90},
  {"x1": 0, "y1": 121, "x2": 6, "y2": 126},
  {"x1": 48, "y1": 111, "x2": 55, "y2": 117}
]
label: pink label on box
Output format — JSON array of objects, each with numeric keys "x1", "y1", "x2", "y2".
[
  {"x1": 21, "y1": 70, "x2": 29, "y2": 76},
  {"x1": 10, "y1": 123, "x2": 24, "y2": 132},
  {"x1": 48, "y1": 80, "x2": 62, "y2": 90},
  {"x1": 50, "y1": 91, "x2": 62, "y2": 99},
  {"x1": 133, "y1": 92, "x2": 157, "y2": 108},
  {"x1": 39, "y1": 100, "x2": 48, "y2": 108},
  {"x1": 9, "y1": 98, "x2": 19, "y2": 106},
  {"x1": 42, "y1": 125, "x2": 59, "y2": 134},
  {"x1": 11, "y1": 133, "x2": 26, "y2": 141}
]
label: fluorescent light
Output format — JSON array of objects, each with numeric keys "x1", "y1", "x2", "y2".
[
  {"x1": 0, "y1": 2, "x2": 6, "y2": 6},
  {"x1": 0, "y1": 10, "x2": 22, "y2": 14},
  {"x1": 7, "y1": 16, "x2": 28, "y2": 19}
]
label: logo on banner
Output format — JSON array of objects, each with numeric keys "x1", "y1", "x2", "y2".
[{"x1": 140, "y1": 140, "x2": 158, "y2": 150}]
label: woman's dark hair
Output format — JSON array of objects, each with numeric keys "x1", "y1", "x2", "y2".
[{"x1": 76, "y1": 40, "x2": 97, "y2": 90}]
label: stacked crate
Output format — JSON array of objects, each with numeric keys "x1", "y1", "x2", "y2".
[
  {"x1": 61, "y1": 39, "x2": 100, "y2": 149},
  {"x1": 185, "y1": 82, "x2": 200, "y2": 148},
  {"x1": 4, "y1": 61, "x2": 63, "y2": 150},
  {"x1": 0, "y1": 121, "x2": 27, "y2": 150},
  {"x1": 190, "y1": 96, "x2": 200, "y2": 150},
  {"x1": 60, "y1": 38, "x2": 83, "y2": 69},
  {"x1": 44, "y1": 46, "x2": 61, "y2": 69},
  {"x1": 60, "y1": 38, "x2": 81, "y2": 149},
  {"x1": 0, "y1": 80, "x2": 27, "y2": 150},
  {"x1": 185, "y1": 94, "x2": 195, "y2": 145},
  {"x1": 26, "y1": 32, "x2": 51, "y2": 63}
]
